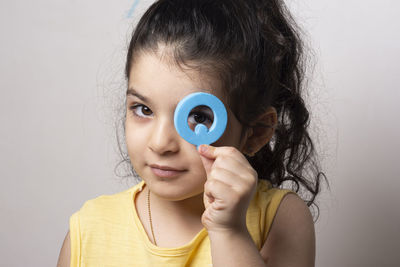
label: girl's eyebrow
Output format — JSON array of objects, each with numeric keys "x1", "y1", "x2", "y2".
[{"x1": 126, "y1": 87, "x2": 152, "y2": 105}]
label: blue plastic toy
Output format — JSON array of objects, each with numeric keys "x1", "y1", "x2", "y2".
[{"x1": 174, "y1": 92, "x2": 227, "y2": 149}]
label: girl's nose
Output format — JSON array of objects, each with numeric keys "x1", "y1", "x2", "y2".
[{"x1": 148, "y1": 118, "x2": 180, "y2": 155}]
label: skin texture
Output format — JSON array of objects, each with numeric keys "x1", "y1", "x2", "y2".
[
  {"x1": 56, "y1": 50, "x2": 315, "y2": 267},
  {"x1": 56, "y1": 231, "x2": 70, "y2": 267}
]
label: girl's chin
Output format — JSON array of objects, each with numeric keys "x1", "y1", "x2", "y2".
[{"x1": 145, "y1": 181, "x2": 205, "y2": 201}]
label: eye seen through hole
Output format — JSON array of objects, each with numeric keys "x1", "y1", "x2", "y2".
[{"x1": 187, "y1": 105, "x2": 214, "y2": 131}]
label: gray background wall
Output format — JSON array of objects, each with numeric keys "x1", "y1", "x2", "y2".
[{"x1": 1, "y1": 0, "x2": 399, "y2": 266}]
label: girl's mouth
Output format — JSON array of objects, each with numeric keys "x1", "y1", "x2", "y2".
[{"x1": 150, "y1": 167, "x2": 186, "y2": 178}]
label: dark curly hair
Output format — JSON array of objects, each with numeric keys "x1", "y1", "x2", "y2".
[{"x1": 116, "y1": 0, "x2": 327, "y2": 220}]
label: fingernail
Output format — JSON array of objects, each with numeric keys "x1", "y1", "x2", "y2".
[{"x1": 199, "y1": 144, "x2": 208, "y2": 153}]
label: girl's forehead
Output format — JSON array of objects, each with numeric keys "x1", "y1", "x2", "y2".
[
  {"x1": 126, "y1": 86, "x2": 214, "y2": 108},
  {"x1": 128, "y1": 53, "x2": 226, "y2": 105}
]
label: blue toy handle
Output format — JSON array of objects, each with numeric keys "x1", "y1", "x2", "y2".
[{"x1": 174, "y1": 92, "x2": 227, "y2": 149}]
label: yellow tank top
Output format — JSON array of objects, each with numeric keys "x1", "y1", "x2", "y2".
[{"x1": 69, "y1": 180, "x2": 293, "y2": 267}]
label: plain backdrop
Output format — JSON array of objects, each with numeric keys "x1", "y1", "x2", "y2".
[{"x1": 1, "y1": 0, "x2": 399, "y2": 266}]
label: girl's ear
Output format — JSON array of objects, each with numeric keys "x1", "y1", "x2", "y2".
[{"x1": 242, "y1": 106, "x2": 278, "y2": 157}]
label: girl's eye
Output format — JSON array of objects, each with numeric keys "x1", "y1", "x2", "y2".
[
  {"x1": 128, "y1": 104, "x2": 213, "y2": 128},
  {"x1": 128, "y1": 104, "x2": 153, "y2": 118},
  {"x1": 188, "y1": 105, "x2": 214, "y2": 130}
]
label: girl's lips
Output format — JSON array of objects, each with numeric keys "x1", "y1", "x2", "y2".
[{"x1": 150, "y1": 167, "x2": 186, "y2": 178}]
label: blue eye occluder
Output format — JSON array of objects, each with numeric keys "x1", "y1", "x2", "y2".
[{"x1": 174, "y1": 92, "x2": 227, "y2": 149}]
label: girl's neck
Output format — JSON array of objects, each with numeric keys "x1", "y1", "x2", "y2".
[
  {"x1": 145, "y1": 184, "x2": 205, "y2": 220},
  {"x1": 135, "y1": 183, "x2": 205, "y2": 248}
]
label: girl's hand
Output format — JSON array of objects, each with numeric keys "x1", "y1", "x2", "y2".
[{"x1": 198, "y1": 144, "x2": 258, "y2": 234}]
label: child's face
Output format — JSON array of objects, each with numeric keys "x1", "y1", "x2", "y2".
[{"x1": 125, "y1": 52, "x2": 248, "y2": 201}]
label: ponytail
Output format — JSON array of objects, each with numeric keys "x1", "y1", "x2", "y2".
[{"x1": 246, "y1": 0, "x2": 327, "y2": 216}]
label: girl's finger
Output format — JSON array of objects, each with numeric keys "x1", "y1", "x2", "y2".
[
  {"x1": 207, "y1": 166, "x2": 251, "y2": 191},
  {"x1": 204, "y1": 178, "x2": 234, "y2": 210},
  {"x1": 212, "y1": 155, "x2": 257, "y2": 183},
  {"x1": 198, "y1": 145, "x2": 249, "y2": 166}
]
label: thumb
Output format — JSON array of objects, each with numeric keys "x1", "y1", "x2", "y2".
[{"x1": 198, "y1": 144, "x2": 215, "y2": 175}]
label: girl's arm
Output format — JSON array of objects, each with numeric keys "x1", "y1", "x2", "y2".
[
  {"x1": 198, "y1": 145, "x2": 315, "y2": 267},
  {"x1": 208, "y1": 193, "x2": 315, "y2": 267},
  {"x1": 57, "y1": 231, "x2": 71, "y2": 267},
  {"x1": 259, "y1": 193, "x2": 315, "y2": 266}
]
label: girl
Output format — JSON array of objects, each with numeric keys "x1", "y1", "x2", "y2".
[{"x1": 58, "y1": 0, "x2": 325, "y2": 266}]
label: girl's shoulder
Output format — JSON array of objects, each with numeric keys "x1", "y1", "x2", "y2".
[
  {"x1": 246, "y1": 179, "x2": 298, "y2": 247},
  {"x1": 253, "y1": 179, "x2": 294, "y2": 205},
  {"x1": 68, "y1": 181, "x2": 146, "y2": 266},
  {"x1": 72, "y1": 181, "x2": 145, "y2": 220}
]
